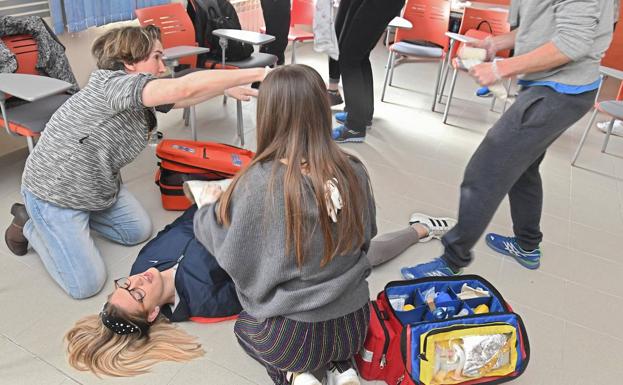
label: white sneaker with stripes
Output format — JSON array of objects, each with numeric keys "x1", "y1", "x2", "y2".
[{"x1": 409, "y1": 213, "x2": 457, "y2": 243}]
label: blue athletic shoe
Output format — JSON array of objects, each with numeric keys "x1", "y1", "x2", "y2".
[
  {"x1": 485, "y1": 233, "x2": 541, "y2": 269},
  {"x1": 335, "y1": 111, "x2": 348, "y2": 123},
  {"x1": 332, "y1": 125, "x2": 366, "y2": 143},
  {"x1": 335, "y1": 111, "x2": 372, "y2": 128},
  {"x1": 401, "y1": 258, "x2": 462, "y2": 279},
  {"x1": 476, "y1": 86, "x2": 492, "y2": 97}
]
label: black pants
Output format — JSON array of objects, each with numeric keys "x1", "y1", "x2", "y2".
[
  {"x1": 338, "y1": 0, "x2": 405, "y2": 131},
  {"x1": 260, "y1": 0, "x2": 291, "y2": 65},
  {"x1": 328, "y1": 0, "x2": 352, "y2": 82},
  {"x1": 441, "y1": 86, "x2": 596, "y2": 270}
]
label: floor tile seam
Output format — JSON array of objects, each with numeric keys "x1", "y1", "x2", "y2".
[
  {"x1": 201, "y1": 356, "x2": 265, "y2": 385},
  {"x1": 163, "y1": 363, "x2": 188, "y2": 385},
  {"x1": 568, "y1": 218, "x2": 623, "y2": 239},
  {"x1": 562, "y1": 319, "x2": 623, "y2": 343},
  {"x1": 1, "y1": 332, "x2": 80, "y2": 385}
]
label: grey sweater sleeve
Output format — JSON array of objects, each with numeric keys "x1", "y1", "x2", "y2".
[{"x1": 551, "y1": 0, "x2": 601, "y2": 60}]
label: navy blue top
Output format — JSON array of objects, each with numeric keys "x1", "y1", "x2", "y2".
[{"x1": 131, "y1": 206, "x2": 242, "y2": 322}]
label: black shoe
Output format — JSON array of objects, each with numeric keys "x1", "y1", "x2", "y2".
[
  {"x1": 327, "y1": 90, "x2": 343, "y2": 106},
  {"x1": 5, "y1": 203, "x2": 29, "y2": 256},
  {"x1": 332, "y1": 125, "x2": 366, "y2": 143}
]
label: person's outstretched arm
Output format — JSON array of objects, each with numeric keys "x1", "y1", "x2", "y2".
[{"x1": 142, "y1": 67, "x2": 267, "y2": 108}]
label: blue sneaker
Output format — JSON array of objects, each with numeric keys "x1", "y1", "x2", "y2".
[
  {"x1": 332, "y1": 125, "x2": 365, "y2": 143},
  {"x1": 400, "y1": 258, "x2": 462, "y2": 279},
  {"x1": 335, "y1": 111, "x2": 372, "y2": 128},
  {"x1": 485, "y1": 233, "x2": 541, "y2": 269},
  {"x1": 476, "y1": 86, "x2": 492, "y2": 97},
  {"x1": 335, "y1": 111, "x2": 348, "y2": 123}
]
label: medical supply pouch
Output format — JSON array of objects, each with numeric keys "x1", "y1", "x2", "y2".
[
  {"x1": 356, "y1": 275, "x2": 529, "y2": 385},
  {"x1": 155, "y1": 139, "x2": 254, "y2": 210}
]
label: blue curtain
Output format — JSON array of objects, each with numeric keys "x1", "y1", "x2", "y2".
[{"x1": 49, "y1": 0, "x2": 171, "y2": 34}]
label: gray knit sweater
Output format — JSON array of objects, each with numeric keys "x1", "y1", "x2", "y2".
[
  {"x1": 509, "y1": 0, "x2": 615, "y2": 85},
  {"x1": 194, "y1": 159, "x2": 377, "y2": 322}
]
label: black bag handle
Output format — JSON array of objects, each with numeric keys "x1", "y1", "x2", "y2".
[{"x1": 476, "y1": 20, "x2": 493, "y2": 33}]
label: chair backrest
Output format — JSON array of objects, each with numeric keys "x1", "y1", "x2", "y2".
[
  {"x1": 291, "y1": 0, "x2": 314, "y2": 27},
  {"x1": 135, "y1": 3, "x2": 198, "y2": 68},
  {"x1": 1, "y1": 34, "x2": 38, "y2": 75},
  {"x1": 456, "y1": 6, "x2": 511, "y2": 57},
  {"x1": 395, "y1": 0, "x2": 451, "y2": 51}
]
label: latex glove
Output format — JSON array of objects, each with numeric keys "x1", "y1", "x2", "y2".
[
  {"x1": 466, "y1": 37, "x2": 496, "y2": 62},
  {"x1": 468, "y1": 62, "x2": 499, "y2": 87},
  {"x1": 224, "y1": 86, "x2": 259, "y2": 102}
]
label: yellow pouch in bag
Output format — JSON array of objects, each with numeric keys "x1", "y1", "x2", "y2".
[{"x1": 419, "y1": 323, "x2": 517, "y2": 385}]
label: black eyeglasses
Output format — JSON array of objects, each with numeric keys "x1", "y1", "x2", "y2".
[{"x1": 114, "y1": 277, "x2": 146, "y2": 304}]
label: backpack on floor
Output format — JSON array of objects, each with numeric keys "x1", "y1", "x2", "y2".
[
  {"x1": 356, "y1": 275, "x2": 530, "y2": 385},
  {"x1": 188, "y1": 0, "x2": 254, "y2": 66},
  {"x1": 155, "y1": 139, "x2": 254, "y2": 211}
]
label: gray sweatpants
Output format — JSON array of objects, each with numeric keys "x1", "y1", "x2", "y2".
[{"x1": 442, "y1": 86, "x2": 596, "y2": 270}]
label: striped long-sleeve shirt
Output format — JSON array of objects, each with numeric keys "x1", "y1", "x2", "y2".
[{"x1": 22, "y1": 70, "x2": 159, "y2": 211}]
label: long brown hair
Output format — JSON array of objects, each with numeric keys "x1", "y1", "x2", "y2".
[
  {"x1": 217, "y1": 64, "x2": 368, "y2": 267},
  {"x1": 65, "y1": 302, "x2": 203, "y2": 377}
]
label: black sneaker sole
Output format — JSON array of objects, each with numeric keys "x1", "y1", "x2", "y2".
[{"x1": 334, "y1": 136, "x2": 365, "y2": 143}]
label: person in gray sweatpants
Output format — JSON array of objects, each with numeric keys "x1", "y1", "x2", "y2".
[{"x1": 401, "y1": 0, "x2": 616, "y2": 279}]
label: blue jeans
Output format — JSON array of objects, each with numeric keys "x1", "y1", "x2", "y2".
[{"x1": 22, "y1": 185, "x2": 152, "y2": 299}]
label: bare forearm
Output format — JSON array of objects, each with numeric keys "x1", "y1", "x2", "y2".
[
  {"x1": 490, "y1": 30, "x2": 517, "y2": 53},
  {"x1": 496, "y1": 42, "x2": 571, "y2": 78},
  {"x1": 143, "y1": 68, "x2": 264, "y2": 107}
]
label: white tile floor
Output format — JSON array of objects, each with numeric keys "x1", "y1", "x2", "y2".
[{"x1": 2, "y1": 42, "x2": 623, "y2": 385}]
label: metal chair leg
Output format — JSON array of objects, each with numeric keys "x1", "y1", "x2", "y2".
[
  {"x1": 236, "y1": 99, "x2": 244, "y2": 147},
  {"x1": 389, "y1": 52, "x2": 397, "y2": 87},
  {"x1": 602, "y1": 117, "x2": 615, "y2": 153},
  {"x1": 490, "y1": 94, "x2": 497, "y2": 111},
  {"x1": 432, "y1": 60, "x2": 444, "y2": 112},
  {"x1": 571, "y1": 108, "x2": 598, "y2": 165},
  {"x1": 183, "y1": 107, "x2": 190, "y2": 126},
  {"x1": 381, "y1": 51, "x2": 394, "y2": 102},
  {"x1": 26, "y1": 136, "x2": 34, "y2": 152},
  {"x1": 190, "y1": 105, "x2": 197, "y2": 141},
  {"x1": 438, "y1": 60, "x2": 452, "y2": 104},
  {"x1": 220, "y1": 37, "x2": 228, "y2": 105},
  {"x1": 442, "y1": 68, "x2": 459, "y2": 124},
  {"x1": 291, "y1": 41, "x2": 296, "y2": 64}
]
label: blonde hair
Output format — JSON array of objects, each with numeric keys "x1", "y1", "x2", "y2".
[
  {"x1": 65, "y1": 303, "x2": 204, "y2": 377},
  {"x1": 91, "y1": 25, "x2": 161, "y2": 71}
]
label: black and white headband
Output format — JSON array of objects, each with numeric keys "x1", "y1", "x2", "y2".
[{"x1": 100, "y1": 308, "x2": 150, "y2": 336}]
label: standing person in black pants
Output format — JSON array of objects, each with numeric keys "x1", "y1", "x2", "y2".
[
  {"x1": 260, "y1": 0, "x2": 291, "y2": 65},
  {"x1": 332, "y1": 0, "x2": 406, "y2": 143},
  {"x1": 326, "y1": 0, "x2": 350, "y2": 106}
]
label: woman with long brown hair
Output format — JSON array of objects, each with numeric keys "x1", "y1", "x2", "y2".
[{"x1": 193, "y1": 64, "x2": 375, "y2": 385}]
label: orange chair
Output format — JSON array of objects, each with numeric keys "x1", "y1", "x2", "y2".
[
  {"x1": 571, "y1": 66, "x2": 623, "y2": 165},
  {"x1": 260, "y1": 0, "x2": 315, "y2": 63},
  {"x1": 137, "y1": 2, "x2": 277, "y2": 146},
  {"x1": 0, "y1": 34, "x2": 72, "y2": 152},
  {"x1": 135, "y1": 3, "x2": 205, "y2": 141},
  {"x1": 438, "y1": 6, "x2": 511, "y2": 123},
  {"x1": 380, "y1": 0, "x2": 451, "y2": 111}
]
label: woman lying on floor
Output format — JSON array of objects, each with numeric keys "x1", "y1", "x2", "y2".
[
  {"x1": 65, "y1": 65, "x2": 456, "y2": 381},
  {"x1": 3, "y1": 24, "x2": 267, "y2": 300}
]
